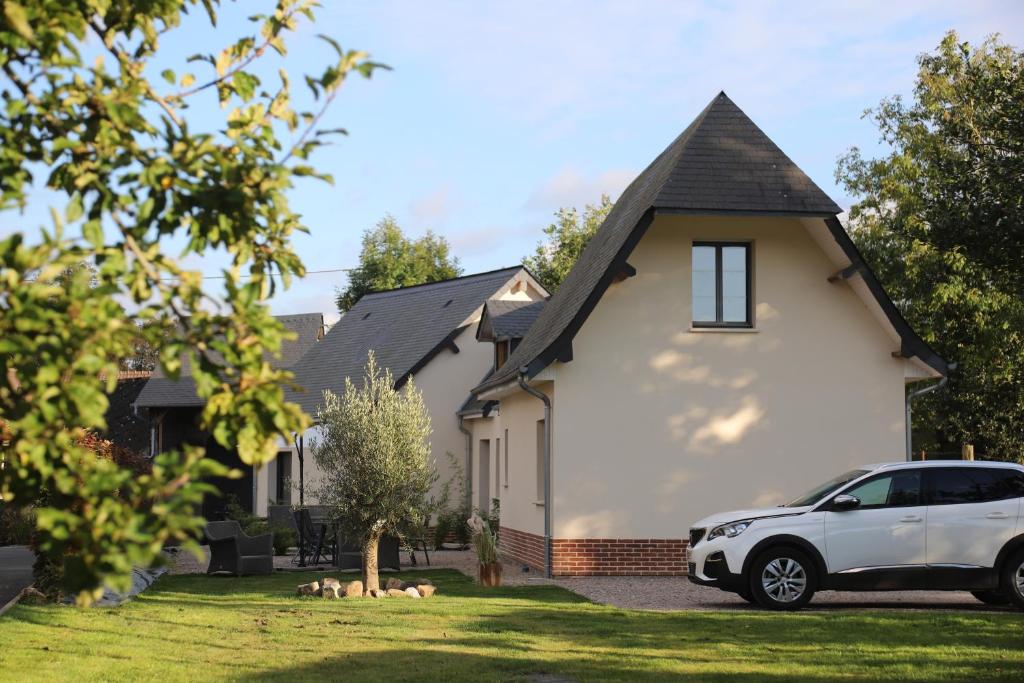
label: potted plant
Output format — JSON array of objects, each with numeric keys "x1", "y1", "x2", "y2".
[{"x1": 468, "y1": 512, "x2": 501, "y2": 586}]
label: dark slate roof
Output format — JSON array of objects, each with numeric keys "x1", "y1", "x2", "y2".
[
  {"x1": 475, "y1": 92, "x2": 945, "y2": 394},
  {"x1": 289, "y1": 267, "x2": 527, "y2": 417},
  {"x1": 478, "y1": 299, "x2": 547, "y2": 341},
  {"x1": 135, "y1": 313, "x2": 324, "y2": 408}
]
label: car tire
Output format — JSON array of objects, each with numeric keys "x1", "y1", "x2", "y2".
[
  {"x1": 971, "y1": 590, "x2": 1009, "y2": 606},
  {"x1": 736, "y1": 587, "x2": 757, "y2": 604},
  {"x1": 1000, "y1": 549, "x2": 1024, "y2": 610},
  {"x1": 749, "y1": 547, "x2": 816, "y2": 611}
]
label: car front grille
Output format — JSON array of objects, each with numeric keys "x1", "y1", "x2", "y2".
[{"x1": 689, "y1": 527, "x2": 705, "y2": 547}]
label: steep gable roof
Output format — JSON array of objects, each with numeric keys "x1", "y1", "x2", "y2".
[
  {"x1": 290, "y1": 267, "x2": 535, "y2": 417},
  {"x1": 476, "y1": 92, "x2": 945, "y2": 394},
  {"x1": 135, "y1": 313, "x2": 324, "y2": 408}
]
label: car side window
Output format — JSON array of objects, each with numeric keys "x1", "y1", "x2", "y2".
[
  {"x1": 926, "y1": 468, "x2": 991, "y2": 505},
  {"x1": 980, "y1": 468, "x2": 1024, "y2": 502},
  {"x1": 842, "y1": 471, "x2": 921, "y2": 509}
]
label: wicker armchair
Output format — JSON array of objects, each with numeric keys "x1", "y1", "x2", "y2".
[{"x1": 205, "y1": 521, "x2": 273, "y2": 575}]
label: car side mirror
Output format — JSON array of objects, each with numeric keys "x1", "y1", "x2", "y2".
[{"x1": 832, "y1": 494, "x2": 861, "y2": 511}]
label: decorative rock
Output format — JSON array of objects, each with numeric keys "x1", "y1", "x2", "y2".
[
  {"x1": 322, "y1": 578, "x2": 341, "y2": 590},
  {"x1": 367, "y1": 588, "x2": 387, "y2": 598},
  {"x1": 386, "y1": 588, "x2": 408, "y2": 598},
  {"x1": 297, "y1": 581, "x2": 320, "y2": 597},
  {"x1": 416, "y1": 584, "x2": 436, "y2": 598},
  {"x1": 404, "y1": 587, "x2": 422, "y2": 599},
  {"x1": 344, "y1": 580, "x2": 363, "y2": 598},
  {"x1": 322, "y1": 585, "x2": 339, "y2": 599},
  {"x1": 415, "y1": 578, "x2": 433, "y2": 586},
  {"x1": 385, "y1": 577, "x2": 404, "y2": 590}
]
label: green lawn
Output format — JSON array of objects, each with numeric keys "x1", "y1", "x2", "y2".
[{"x1": 0, "y1": 569, "x2": 1022, "y2": 682}]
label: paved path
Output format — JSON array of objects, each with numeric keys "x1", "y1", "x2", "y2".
[{"x1": 0, "y1": 545, "x2": 33, "y2": 608}]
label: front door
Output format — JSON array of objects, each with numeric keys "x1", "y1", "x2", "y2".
[
  {"x1": 478, "y1": 439, "x2": 490, "y2": 510},
  {"x1": 925, "y1": 467, "x2": 1020, "y2": 568},
  {"x1": 824, "y1": 469, "x2": 926, "y2": 573}
]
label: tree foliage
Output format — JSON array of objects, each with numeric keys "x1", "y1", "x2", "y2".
[
  {"x1": 311, "y1": 353, "x2": 435, "y2": 592},
  {"x1": 0, "y1": 0, "x2": 384, "y2": 602},
  {"x1": 836, "y1": 31, "x2": 1024, "y2": 459},
  {"x1": 523, "y1": 194, "x2": 613, "y2": 291},
  {"x1": 335, "y1": 215, "x2": 462, "y2": 312}
]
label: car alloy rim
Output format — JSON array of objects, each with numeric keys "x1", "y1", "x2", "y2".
[
  {"x1": 761, "y1": 557, "x2": 807, "y2": 603},
  {"x1": 1016, "y1": 561, "x2": 1024, "y2": 596}
]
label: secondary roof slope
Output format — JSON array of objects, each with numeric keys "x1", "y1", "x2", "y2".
[
  {"x1": 290, "y1": 267, "x2": 527, "y2": 417},
  {"x1": 475, "y1": 91, "x2": 945, "y2": 394},
  {"x1": 135, "y1": 313, "x2": 324, "y2": 408},
  {"x1": 477, "y1": 299, "x2": 547, "y2": 341}
]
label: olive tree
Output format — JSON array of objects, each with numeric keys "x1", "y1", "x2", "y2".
[
  {"x1": 0, "y1": 0, "x2": 383, "y2": 603},
  {"x1": 311, "y1": 353, "x2": 435, "y2": 593}
]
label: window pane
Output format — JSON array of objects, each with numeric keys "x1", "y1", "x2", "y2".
[
  {"x1": 846, "y1": 476, "x2": 892, "y2": 507},
  {"x1": 692, "y1": 245, "x2": 716, "y2": 271},
  {"x1": 721, "y1": 247, "x2": 747, "y2": 323},
  {"x1": 692, "y1": 246, "x2": 717, "y2": 322},
  {"x1": 929, "y1": 469, "x2": 985, "y2": 504},
  {"x1": 887, "y1": 472, "x2": 921, "y2": 506},
  {"x1": 693, "y1": 296, "x2": 716, "y2": 322}
]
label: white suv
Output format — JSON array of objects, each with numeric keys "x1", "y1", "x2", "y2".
[{"x1": 688, "y1": 461, "x2": 1024, "y2": 610}]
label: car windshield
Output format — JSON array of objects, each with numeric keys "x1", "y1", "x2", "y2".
[{"x1": 786, "y1": 469, "x2": 870, "y2": 507}]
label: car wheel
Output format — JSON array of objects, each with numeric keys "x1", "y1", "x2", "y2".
[
  {"x1": 970, "y1": 590, "x2": 1009, "y2": 606},
  {"x1": 749, "y1": 548, "x2": 816, "y2": 611},
  {"x1": 736, "y1": 587, "x2": 757, "y2": 604},
  {"x1": 1000, "y1": 549, "x2": 1024, "y2": 610}
]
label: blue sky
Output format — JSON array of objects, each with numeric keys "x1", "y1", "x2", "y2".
[{"x1": 7, "y1": 1, "x2": 1023, "y2": 321}]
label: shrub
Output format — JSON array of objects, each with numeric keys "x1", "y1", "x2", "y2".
[
  {"x1": 0, "y1": 503, "x2": 35, "y2": 546},
  {"x1": 271, "y1": 525, "x2": 296, "y2": 556}
]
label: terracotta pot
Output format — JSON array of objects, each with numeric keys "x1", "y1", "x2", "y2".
[{"x1": 478, "y1": 561, "x2": 502, "y2": 586}]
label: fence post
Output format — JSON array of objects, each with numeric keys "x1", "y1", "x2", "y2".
[{"x1": 961, "y1": 444, "x2": 975, "y2": 461}]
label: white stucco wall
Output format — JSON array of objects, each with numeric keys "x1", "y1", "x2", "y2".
[{"x1": 548, "y1": 214, "x2": 909, "y2": 538}]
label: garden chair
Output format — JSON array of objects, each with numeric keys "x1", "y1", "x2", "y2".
[
  {"x1": 293, "y1": 508, "x2": 332, "y2": 566},
  {"x1": 405, "y1": 516, "x2": 431, "y2": 567},
  {"x1": 205, "y1": 521, "x2": 273, "y2": 576}
]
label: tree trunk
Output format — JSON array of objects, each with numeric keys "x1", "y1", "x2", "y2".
[{"x1": 361, "y1": 532, "x2": 381, "y2": 593}]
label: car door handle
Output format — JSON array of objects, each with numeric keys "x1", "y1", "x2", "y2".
[
  {"x1": 900, "y1": 515, "x2": 923, "y2": 523},
  {"x1": 986, "y1": 512, "x2": 1010, "y2": 520}
]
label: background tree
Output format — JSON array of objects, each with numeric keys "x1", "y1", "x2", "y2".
[
  {"x1": 523, "y1": 194, "x2": 614, "y2": 291},
  {"x1": 836, "y1": 31, "x2": 1023, "y2": 460},
  {"x1": 311, "y1": 353, "x2": 435, "y2": 593},
  {"x1": 0, "y1": 0, "x2": 383, "y2": 602},
  {"x1": 335, "y1": 215, "x2": 461, "y2": 312}
]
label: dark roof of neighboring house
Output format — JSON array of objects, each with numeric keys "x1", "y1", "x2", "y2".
[
  {"x1": 289, "y1": 267, "x2": 531, "y2": 418},
  {"x1": 475, "y1": 92, "x2": 946, "y2": 394},
  {"x1": 135, "y1": 313, "x2": 325, "y2": 408},
  {"x1": 477, "y1": 298, "x2": 547, "y2": 342}
]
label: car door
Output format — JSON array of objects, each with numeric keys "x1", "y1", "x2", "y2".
[
  {"x1": 824, "y1": 469, "x2": 926, "y2": 573},
  {"x1": 924, "y1": 467, "x2": 1020, "y2": 568}
]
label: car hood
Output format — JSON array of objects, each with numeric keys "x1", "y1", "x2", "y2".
[{"x1": 691, "y1": 506, "x2": 812, "y2": 530}]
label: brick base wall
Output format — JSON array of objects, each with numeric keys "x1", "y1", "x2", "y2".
[
  {"x1": 499, "y1": 526, "x2": 689, "y2": 576},
  {"x1": 499, "y1": 526, "x2": 545, "y2": 572}
]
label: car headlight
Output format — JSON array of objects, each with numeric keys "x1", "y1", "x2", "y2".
[{"x1": 707, "y1": 519, "x2": 753, "y2": 541}]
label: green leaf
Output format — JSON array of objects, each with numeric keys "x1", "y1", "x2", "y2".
[
  {"x1": 82, "y1": 220, "x2": 103, "y2": 248},
  {"x1": 161, "y1": 69, "x2": 176, "y2": 85},
  {"x1": 3, "y1": 1, "x2": 33, "y2": 40},
  {"x1": 66, "y1": 194, "x2": 83, "y2": 223}
]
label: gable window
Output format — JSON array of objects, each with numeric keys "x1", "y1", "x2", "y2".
[{"x1": 692, "y1": 242, "x2": 752, "y2": 327}]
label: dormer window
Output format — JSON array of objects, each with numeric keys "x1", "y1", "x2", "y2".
[{"x1": 692, "y1": 242, "x2": 752, "y2": 328}]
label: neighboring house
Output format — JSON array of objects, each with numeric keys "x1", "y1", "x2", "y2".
[
  {"x1": 467, "y1": 92, "x2": 948, "y2": 577},
  {"x1": 134, "y1": 313, "x2": 325, "y2": 517},
  {"x1": 101, "y1": 370, "x2": 153, "y2": 455},
  {"x1": 289, "y1": 267, "x2": 549, "y2": 512}
]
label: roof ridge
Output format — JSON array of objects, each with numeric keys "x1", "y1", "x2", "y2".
[{"x1": 359, "y1": 265, "x2": 524, "y2": 299}]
